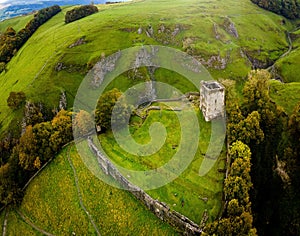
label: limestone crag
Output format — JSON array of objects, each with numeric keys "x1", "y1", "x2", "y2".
[{"x1": 91, "y1": 51, "x2": 122, "y2": 87}]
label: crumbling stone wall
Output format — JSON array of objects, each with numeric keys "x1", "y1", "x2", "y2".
[{"x1": 88, "y1": 137, "x2": 202, "y2": 235}]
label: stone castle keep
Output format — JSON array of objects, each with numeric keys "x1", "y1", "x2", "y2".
[{"x1": 200, "y1": 81, "x2": 225, "y2": 121}]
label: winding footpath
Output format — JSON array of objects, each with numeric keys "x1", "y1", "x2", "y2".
[
  {"x1": 66, "y1": 145, "x2": 101, "y2": 236},
  {"x1": 1, "y1": 143, "x2": 101, "y2": 235},
  {"x1": 267, "y1": 26, "x2": 300, "y2": 72},
  {"x1": 15, "y1": 210, "x2": 54, "y2": 236}
]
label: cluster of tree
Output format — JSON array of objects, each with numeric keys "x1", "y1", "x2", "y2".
[
  {"x1": 94, "y1": 88, "x2": 131, "y2": 132},
  {"x1": 0, "y1": 109, "x2": 72, "y2": 206},
  {"x1": 251, "y1": 0, "x2": 300, "y2": 19},
  {"x1": 205, "y1": 141, "x2": 257, "y2": 235},
  {"x1": 278, "y1": 102, "x2": 300, "y2": 235},
  {"x1": 65, "y1": 5, "x2": 98, "y2": 24},
  {"x1": 217, "y1": 70, "x2": 300, "y2": 235},
  {"x1": 0, "y1": 5, "x2": 61, "y2": 68}
]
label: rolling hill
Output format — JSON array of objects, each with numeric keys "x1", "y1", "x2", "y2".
[{"x1": 0, "y1": 0, "x2": 299, "y2": 138}]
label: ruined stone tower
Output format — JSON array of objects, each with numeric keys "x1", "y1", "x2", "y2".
[{"x1": 200, "y1": 81, "x2": 225, "y2": 121}]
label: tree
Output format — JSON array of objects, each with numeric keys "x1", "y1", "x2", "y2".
[
  {"x1": 33, "y1": 122, "x2": 54, "y2": 163},
  {"x1": 50, "y1": 109, "x2": 73, "y2": 152},
  {"x1": 73, "y1": 110, "x2": 94, "y2": 137},
  {"x1": 7, "y1": 91, "x2": 26, "y2": 110},
  {"x1": 0, "y1": 163, "x2": 23, "y2": 206},
  {"x1": 230, "y1": 111, "x2": 264, "y2": 145},
  {"x1": 65, "y1": 5, "x2": 98, "y2": 24},
  {"x1": 14, "y1": 126, "x2": 39, "y2": 171},
  {"x1": 251, "y1": 0, "x2": 300, "y2": 19},
  {"x1": 240, "y1": 70, "x2": 289, "y2": 235},
  {"x1": 95, "y1": 88, "x2": 122, "y2": 131},
  {"x1": 205, "y1": 141, "x2": 256, "y2": 235}
]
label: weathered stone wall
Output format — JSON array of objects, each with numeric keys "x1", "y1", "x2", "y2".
[{"x1": 88, "y1": 137, "x2": 202, "y2": 235}]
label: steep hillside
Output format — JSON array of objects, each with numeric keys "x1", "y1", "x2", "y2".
[
  {"x1": 0, "y1": 0, "x2": 299, "y2": 137},
  {"x1": 1, "y1": 145, "x2": 177, "y2": 235}
]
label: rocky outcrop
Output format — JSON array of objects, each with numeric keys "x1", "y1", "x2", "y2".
[
  {"x1": 223, "y1": 17, "x2": 239, "y2": 38},
  {"x1": 213, "y1": 23, "x2": 221, "y2": 40},
  {"x1": 91, "y1": 51, "x2": 122, "y2": 87},
  {"x1": 59, "y1": 91, "x2": 67, "y2": 110},
  {"x1": 242, "y1": 49, "x2": 274, "y2": 69},
  {"x1": 198, "y1": 51, "x2": 231, "y2": 70},
  {"x1": 68, "y1": 37, "x2": 86, "y2": 48},
  {"x1": 23, "y1": 101, "x2": 44, "y2": 126}
]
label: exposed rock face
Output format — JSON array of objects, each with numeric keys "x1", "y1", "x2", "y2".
[
  {"x1": 224, "y1": 17, "x2": 239, "y2": 38},
  {"x1": 213, "y1": 23, "x2": 221, "y2": 40},
  {"x1": 137, "y1": 27, "x2": 143, "y2": 34},
  {"x1": 91, "y1": 51, "x2": 122, "y2": 87},
  {"x1": 131, "y1": 47, "x2": 158, "y2": 104},
  {"x1": 55, "y1": 62, "x2": 85, "y2": 73},
  {"x1": 68, "y1": 37, "x2": 86, "y2": 48},
  {"x1": 24, "y1": 101, "x2": 44, "y2": 126},
  {"x1": 59, "y1": 91, "x2": 67, "y2": 110},
  {"x1": 55, "y1": 62, "x2": 65, "y2": 72},
  {"x1": 132, "y1": 46, "x2": 158, "y2": 68},
  {"x1": 197, "y1": 51, "x2": 230, "y2": 70},
  {"x1": 242, "y1": 49, "x2": 274, "y2": 69},
  {"x1": 146, "y1": 24, "x2": 154, "y2": 37}
]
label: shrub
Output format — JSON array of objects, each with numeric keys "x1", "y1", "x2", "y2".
[{"x1": 7, "y1": 91, "x2": 26, "y2": 110}]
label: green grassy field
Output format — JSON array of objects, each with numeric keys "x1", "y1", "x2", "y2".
[
  {"x1": 269, "y1": 80, "x2": 300, "y2": 115},
  {"x1": 0, "y1": 146, "x2": 177, "y2": 235},
  {"x1": 0, "y1": 0, "x2": 298, "y2": 137},
  {"x1": 0, "y1": 14, "x2": 33, "y2": 32},
  {"x1": 99, "y1": 108, "x2": 226, "y2": 224}
]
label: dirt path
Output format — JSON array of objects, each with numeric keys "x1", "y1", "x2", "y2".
[
  {"x1": 15, "y1": 209, "x2": 54, "y2": 236},
  {"x1": 66, "y1": 145, "x2": 101, "y2": 236},
  {"x1": 267, "y1": 27, "x2": 300, "y2": 72}
]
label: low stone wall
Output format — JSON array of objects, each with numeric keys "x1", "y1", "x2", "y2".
[{"x1": 88, "y1": 137, "x2": 202, "y2": 235}]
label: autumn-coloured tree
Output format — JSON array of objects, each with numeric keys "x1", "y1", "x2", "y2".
[
  {"x1": 14, "y1": 126, "x2": 39, "y2": 171},
  {"x1": 33, "y1": 122, "x2": 54, "y2": 163},
  {"x1": 73, "y1": 110, "x2": 94, "y2": 138},
  {"x1": 50, "y1": 109, "x2": 73, "y2": 152}
]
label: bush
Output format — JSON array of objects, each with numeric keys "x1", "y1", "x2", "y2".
[
  {"x1": 7, "y1": 91, "x2": 26, "y2": 110},
  {"x1": 65, "y1": 5, "x2": 98, "y2": 24}
]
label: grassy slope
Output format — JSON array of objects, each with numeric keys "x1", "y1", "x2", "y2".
[
  {"x1": 0, "y1": 0, "x2": 298, "y2": 135},
  {"x1": 4, "y1": 146, "x2": 177, "y2": 235},
  {"x1": 269, "y1": 80, "x2": 300, "y2": 115},
  {"x1": 0, "y1": 14, "x2": 33, "y2": 32},
  {"x1": 274, "y1": 27, "x2": 300, "y2": 83},
  {"x1": 100, "y1": 109, "x2": 225, "y2": 223}
]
